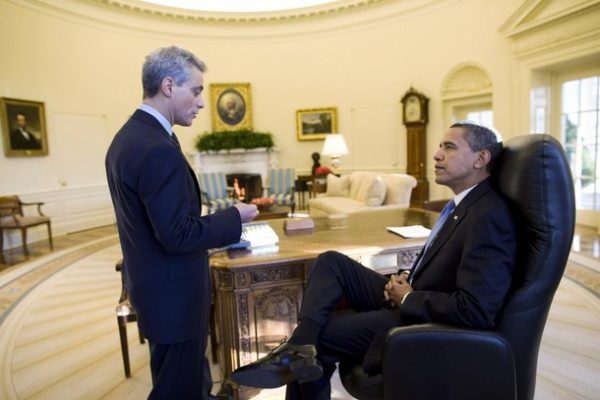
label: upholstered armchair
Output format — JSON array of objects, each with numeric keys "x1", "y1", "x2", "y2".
[
  {"x1": 198, "y1": 172, "x2": 239, "y2": 213},
  {"x1": 266, "y1": 168, "x2": 296, "y2": 214},
  {"x1": 339, "y1": 134, "x2": 576, "y2": 400}
]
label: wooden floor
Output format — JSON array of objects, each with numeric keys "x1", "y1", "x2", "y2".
[{"x1": 0, "y1": 225, "x2": 599, "y2": 399}]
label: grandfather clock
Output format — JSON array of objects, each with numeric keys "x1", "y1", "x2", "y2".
[{"x1": 401, "y1": 87, "x2": 429, "y2": 207}]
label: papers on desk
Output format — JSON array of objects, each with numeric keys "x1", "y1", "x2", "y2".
[{"x1": 386, "y1": 225, "x2": 431, "y2": 239}]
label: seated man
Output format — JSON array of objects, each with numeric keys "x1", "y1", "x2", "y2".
[{"x1": 231, "y1": 122, "x2": 518, "y2": 400}]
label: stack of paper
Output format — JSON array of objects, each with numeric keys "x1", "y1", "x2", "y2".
[{"x1": 386, "y1": 225, "x2": 431, "y2": 238}]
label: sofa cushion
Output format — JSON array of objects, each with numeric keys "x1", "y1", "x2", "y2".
[
  {"x1": 348, "y1": 172, "x2": 386, "y2": 206},
  {"x1": 309, "y1": 196, "x2": 368, "y2": 216},
  {"x1": 366, "y1": 176, "x2": 386, "y2": 206},
  {"x1": 326, "y1": 174, "x2": 350, "y2": 197},
  {"x1": 381, "y1": 174, "x2": 417, "y2": 206}
]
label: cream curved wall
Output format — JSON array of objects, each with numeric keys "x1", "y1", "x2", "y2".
[{"x1": 2, "y1": 0, "x2": 594, "y2": 243}]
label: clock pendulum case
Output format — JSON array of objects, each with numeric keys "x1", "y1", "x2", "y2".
[{"x1": 401, "y1": 87, "x2": 430, "y2": 207}]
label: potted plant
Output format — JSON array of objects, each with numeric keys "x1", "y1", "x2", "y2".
[{"x1": 194, "y1": 129, "x2": 274, "y2": 153}]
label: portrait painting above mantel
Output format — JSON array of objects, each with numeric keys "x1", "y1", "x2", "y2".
[{"x1": 210, "y1": 83, "x2": 253, "y2": 132}]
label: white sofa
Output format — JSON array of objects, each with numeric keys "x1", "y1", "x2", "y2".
[{"x1": 308, "y1": 171, "x2": 417, "y2": 217}]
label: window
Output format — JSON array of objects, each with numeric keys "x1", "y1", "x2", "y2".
[
  {"x1": 465, "y1": 109, "x2": 493, "y2": 127},
  {"x1": 561, "y1": 75, "x2": 600, "y2": 210},
  {"x1": 450, "y1": 103, "x2": 493, "y2": 126}
]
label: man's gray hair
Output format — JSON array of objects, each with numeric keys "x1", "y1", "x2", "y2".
[
  {"x1": 142, "y1": 46, "x2": 206, "y2": 98},
  {"x1": 451, "y1": 121, "x2": 503, "y2": 172}
]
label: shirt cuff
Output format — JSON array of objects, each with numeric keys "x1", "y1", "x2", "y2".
[{"x1": 401, "y1": 291, "x2": 412, "y2": 304}]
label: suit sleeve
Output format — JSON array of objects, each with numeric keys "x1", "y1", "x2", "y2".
[
  {"x1": 400, "y1": 206, "x2": 517, "y2": 329},
  {"x1": 137, "y1": 144, "x2": 241, "y2": 253}
]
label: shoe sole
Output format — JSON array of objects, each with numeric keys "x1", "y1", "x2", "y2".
[
  {"x1": 231, "y1": 358, "x2": 323, "y2": 389},
  {"x1": 292, "y1": 357, "x2": 323, "y2": 384}
]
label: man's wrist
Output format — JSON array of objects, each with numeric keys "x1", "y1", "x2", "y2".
[{"x1": 401, "y1": 291, "x2": 412, "y2": 304}]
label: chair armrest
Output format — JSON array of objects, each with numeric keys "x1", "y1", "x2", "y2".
[
  {"x1": 382, "y1": 323, "x2": 516, "y2": 400},
  {"x1": 200, "y1": 190, "x2": 212, "y2": 206},
  {"x1": 20, "y1": 201, "x2": 47, "y2": 216}
]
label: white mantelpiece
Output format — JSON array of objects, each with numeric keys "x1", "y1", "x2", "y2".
[{"x1": 191, "y1": 148, "x2": 279, "y2": 185}]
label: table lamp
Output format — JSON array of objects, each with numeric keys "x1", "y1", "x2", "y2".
[{"x1": 322, "y1": 133, "x2": 349, "y2": 171}]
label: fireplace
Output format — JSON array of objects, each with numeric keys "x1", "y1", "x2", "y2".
[
  {"x1": 193, "y1": 148, "x2": 278, "y2": 184},
  {"x1": 226, "y1": 173, "x2": 263, "y2": 203}
]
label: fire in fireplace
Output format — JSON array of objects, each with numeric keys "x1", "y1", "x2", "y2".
[{"x1": 226, "y1": 173, "x2": 263, "y2": 203}]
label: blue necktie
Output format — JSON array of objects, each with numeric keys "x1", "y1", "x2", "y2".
[{"x1": 410, "y1": 200, "x2": 455, "y2": 282}]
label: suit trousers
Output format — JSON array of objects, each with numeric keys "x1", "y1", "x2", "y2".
[
  {"x1": 286, "y1": 251, "x2": 405, "y2": 400},
  {"x1": 148, "y1": 335, "x2": 212, "y2": 400}
]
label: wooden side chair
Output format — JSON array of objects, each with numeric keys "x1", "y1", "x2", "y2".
[
  {"x1": 115, "y1": 259, "x2": 145, "y2": 378},
  {"x1": 0, "y1": 195, "x2": 53, "y2": 258}
]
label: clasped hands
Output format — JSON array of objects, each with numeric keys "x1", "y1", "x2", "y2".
[{"x1": 383, "y1": 271, "x2": 414, "y2": 307}]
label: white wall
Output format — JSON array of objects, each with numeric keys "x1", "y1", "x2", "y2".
[{"x1": 0, "y1": 0, "x2": 596, "y2": 246}]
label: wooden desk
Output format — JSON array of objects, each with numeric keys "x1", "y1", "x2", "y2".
[{"x1": 210, "y1": 209, "x2": 436, "y2": 398}]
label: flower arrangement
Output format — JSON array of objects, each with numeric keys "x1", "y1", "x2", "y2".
[
  {"x1": 314, "y1": 166, "x2": 332, "y2": 176},
  {"x1": 251, "y1": 197, "x2": 275, "y2": 211}
]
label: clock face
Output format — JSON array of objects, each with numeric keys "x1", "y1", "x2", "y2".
[{"x1": 405, "y1": 96, "x2": 421, "y2": 122}]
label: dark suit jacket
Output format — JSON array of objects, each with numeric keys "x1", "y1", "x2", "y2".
[
  {"x1": 10, "y1": 128, "x2": 41, "y2": 150},
  {"x1": 106, "y1": 109, "x2": 241, "y2": 343},
  {"x1": 401, "y1": 179, "x2": 517, "y2": 329},
  {"x1": 364, "y1": 179, "x2": 517, "y2": 373}
]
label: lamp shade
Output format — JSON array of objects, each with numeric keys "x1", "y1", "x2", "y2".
[{"x1": 322, "y1": 134, "x2": 349, "y2": 156}]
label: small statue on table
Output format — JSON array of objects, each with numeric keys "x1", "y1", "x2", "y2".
[{"x1": 311, "y1": 152, "x2": 321, "y2": 176}]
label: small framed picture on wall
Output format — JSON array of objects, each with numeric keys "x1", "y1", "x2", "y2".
[
  {"x1": 296, "y1": 107, "x2": 338, "y2": 141},
  {"x1": 210, "y1": 83, "x2": 253, "y2": 131},
  {"x1": 1, "y1": 97, "x2": 48, "y2": 157}
]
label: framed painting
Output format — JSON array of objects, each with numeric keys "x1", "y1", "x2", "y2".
[
  {"x1": 1, "y1": 97, "x2": 48, "y2": 157},
  {"x1": 296, "y1": 107, "x2": 338, "y2": 141},
  {"x1": 210, "y1": 83, "x2": 253, "y2": 131}
]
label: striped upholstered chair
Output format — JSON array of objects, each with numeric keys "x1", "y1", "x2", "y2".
[
  {"x1": 198, "y1": 172, "x2": 239, "y2": 213},
  {"x1": 266, "y1": 168, "x2": 296, "y2": 214}
]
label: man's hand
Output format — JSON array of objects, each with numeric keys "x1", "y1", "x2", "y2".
[
  {"x1": 234, "y1": 203, "x2": 259, "y2": 223},
  {"x1": 383, "y1": 271, "x2": 413, "y2": 306}
]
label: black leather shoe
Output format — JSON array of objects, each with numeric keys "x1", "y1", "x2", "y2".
[{"x1": 230, "y1": 342, "x2": 323, "y2": 388}]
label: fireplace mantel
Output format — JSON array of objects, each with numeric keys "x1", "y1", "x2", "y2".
[{"x1": 191, "y1": 148, "x2": 279, "y2": 185}]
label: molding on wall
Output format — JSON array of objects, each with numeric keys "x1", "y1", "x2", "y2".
[
  {"x1": 98, "y1": 0, "x2": 385, "y2": 23},
  {"x1": 441, "y1": 62, "x2": 492, "y2": 100},
  {"x1": 500, "y1": 0, "x2": 600, "y2": 62},
  {"x1": 2, "y1": 185, "x2": 115, "y2": 251},
  {"x1": 13, "y1": 0, "x2": 458, "y2": 39}
]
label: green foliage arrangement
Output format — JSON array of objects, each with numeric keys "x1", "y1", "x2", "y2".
[{"x1": 194, "y1": 129, "x2": 274, "y2": 152}]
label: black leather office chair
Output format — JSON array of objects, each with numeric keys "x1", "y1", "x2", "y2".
[{"x1": 339, "y1": 134, "x2": 576, "y2": 400}]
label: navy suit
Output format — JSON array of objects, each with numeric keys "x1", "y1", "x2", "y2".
[
  {"x1": 106, "y1": 109, "x2": 241, "y2": 398},
  {"x1": 286, "y1": 179, "x2": 517, "y2": 399}
]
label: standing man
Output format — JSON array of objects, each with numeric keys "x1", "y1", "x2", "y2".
[
  {"x1": 10, "y1": 112, "x2": 41, "y2": 150},
  {"x1": 231, "y1": 122, "x2": 518, "y2": 400},
  {"x1": 106, "y1": 46, "x2": 257, "y2": 400}
]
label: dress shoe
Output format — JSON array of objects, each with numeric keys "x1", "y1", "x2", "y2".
[{"x1": 231, "y1": 342, "x2": 323, "y2": 388}]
